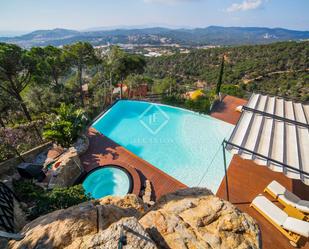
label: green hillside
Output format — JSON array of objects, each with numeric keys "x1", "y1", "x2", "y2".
[{"x1": 145, "y1": 41, "x2": 309, "y2": 101}]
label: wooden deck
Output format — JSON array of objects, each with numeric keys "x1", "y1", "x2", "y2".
[
  {"x1": 212, "y1": 95, "x2": 309, "y2": 249},
  {"x1": 80, "y1": 127, "x2": 187, "y2": 200},
  {"x1": 80, "y1": 95, "x2": 309, "y2": 248},
  {"x1": 216, "y1": 156, "x2": 309, "y2": 249}
]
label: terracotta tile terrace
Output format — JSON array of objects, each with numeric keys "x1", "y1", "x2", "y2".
[{"x1": 211, "y1": 95, "x2": 247, "y2": 125}]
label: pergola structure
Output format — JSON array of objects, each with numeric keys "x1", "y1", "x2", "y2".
[{"x1": 222, "y1": 93, "x2": 309, "y2": 200}]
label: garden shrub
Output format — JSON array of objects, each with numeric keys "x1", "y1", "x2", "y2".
[
  {"x1": 13, "y1": 180, "x2": 90, "y2": 220},
  {"x1": 13, "y1": 179, "x2": 45, "y2": 203},
  {"x1": 162, "y1": 94, "x2": 212, "y2": 114},
  {"x1": 184, "y1": 96, "x2": 211, "y2": 114},
  {"x1": 220, "y1": 84, "x2": 245, "y2": 98},
  {"x1": 162, "y1": 95, "x2": 185, "y2": 106},
  {"x1": 43, "y1": 103, "x2": 88, "y2": 148},
  {"x1": 0, "y1": 143, "x2": 15, "y2": 162},
  {"x1": 0, "y1": 121, "x2": 45, "y2": 162}
]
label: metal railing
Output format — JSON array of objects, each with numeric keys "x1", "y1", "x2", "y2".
[
  {"x1": 223, "y1": 139, "x2": 309, "y2": 177},
  {"x1": 242, "y1": 105, "x2": 309, "y2": 128},
  {"x1": 252, "y1": 91, "x2": 309, "y2": 105}
]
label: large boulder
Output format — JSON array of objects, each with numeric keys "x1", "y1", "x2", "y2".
[
  {"x1": 9, "y1": 188, "x2": 261, "y2": 249},
  {"x1": 9, "y1": 202, "x2": 97, "y2": 249},
  {"x1": 142, "y1": 180, "x2": 155, "y2": 206},
  {"x1": 98, "y1": 194, "x2": 147, "y2": 216},
  {"x1": 80, "y1": 217, "x2": 158, "y2": 249},
  {"x1": 96, "y1": 203, "x2": 142, "y2": 232},
  {"x1": 48, "y1": 148, "x2": 83, "y2": 188},
  {"x1": 9, "y1": 195, "x2": 147, "y2": 249},
  {"x1": 139, "y1": 188, "x2": 260, "y2": 249}
]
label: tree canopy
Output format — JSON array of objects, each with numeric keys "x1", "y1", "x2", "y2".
[
  {"x1": 0, "y1": 40, "x2": 308, "y2": 162},
  {"x1": 0, "y1": 43, "x2": 36, "y2": 121},
  {"x1": 64, "y1": 42, "x2": 99, "y2": 106},
  {"x1": 145, "y1": 41, "x2": 309, "y2": 100}
]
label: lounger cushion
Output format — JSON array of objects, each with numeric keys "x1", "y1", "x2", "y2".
[
  {"x1": 235, "y1": 105, "x2": 243, "y2": 112},
  {"x1": 296, "y1": 200, "x2": 309, "y2": 213},
  {"x1": 283, "y1": 217, "x2": 309, "y2": 237},
  {"x1": 267, "y1": 181, "x2": 300, "y2": 207},
  {"x1": 252, "y1": 195, "x2": 288, "y2": 226}
]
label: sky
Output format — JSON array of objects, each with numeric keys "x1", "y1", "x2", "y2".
[{"x1": 0, "y1": 0, "x2": 308, "y2": 34}]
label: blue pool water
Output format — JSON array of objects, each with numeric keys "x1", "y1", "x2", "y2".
[
  {"x1": 93, "y1": 100, "x2": 234, "y2": 193},
  {"x1": 83, "y1": 167, "x2": 131, "y2": 199}
]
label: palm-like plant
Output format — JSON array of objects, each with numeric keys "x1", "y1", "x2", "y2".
[{"x1": 43, "y1": 104, "x2": 87, "y2": 148}]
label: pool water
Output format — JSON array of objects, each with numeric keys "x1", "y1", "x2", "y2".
[
  {"x1": 82, "y1": 167, "x2": 131, "y2": 199},
  {"x1": 93, "y1": 100, "x2": 234, "y2": 193}
]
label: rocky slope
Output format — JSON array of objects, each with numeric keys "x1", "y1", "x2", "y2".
[
  {"x1": 140, "y1": 188, "x2": 260, "y2": 249},
  {"x1": 9, "y1": 188, "x2": 261, "y2": 249}
]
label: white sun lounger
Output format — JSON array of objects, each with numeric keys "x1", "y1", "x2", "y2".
[
  {"x1": 264, "y1": 180, "x2": 309, "y2": 214},
  {"x1": 251, "y1": 195, "x2": 309, "y2": 247},
  {"x1": 235, "y1": 105, "x2": 243, "y2": 113}
]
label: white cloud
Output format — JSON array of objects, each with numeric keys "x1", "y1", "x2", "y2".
[{"x1": 226, "y1": 0, "x2": 263, "y2": 12}]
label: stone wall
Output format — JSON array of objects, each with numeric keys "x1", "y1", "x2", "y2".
[{"x1": 0, "y1": 142, "x2": 51, "y2": 180}]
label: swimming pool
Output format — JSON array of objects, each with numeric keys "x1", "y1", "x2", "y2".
[
  {"x1": 93, "y1": 100, "x2": 234, "y2": 193},
  {"x1": 82, "y1": 166, "x2": 132, "y2": 199}
]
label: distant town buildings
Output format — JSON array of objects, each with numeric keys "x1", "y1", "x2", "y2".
[{"x1": 94, "y1": 43, "x2": 218, "y2": 58}]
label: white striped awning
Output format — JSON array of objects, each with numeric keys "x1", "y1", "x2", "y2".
[{"x1": 226, "y1": 93, "x2": 309, "y2": 185}]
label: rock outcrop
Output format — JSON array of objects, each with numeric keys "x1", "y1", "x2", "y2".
[
  {"x1": 9, "y1": 195, "x2": 146, "y2": 249},
  {"x1": 98, "y1": 194, "x2": 147, "y2": 216},
  {"x1": 9, "y1": 202, "x2": 97, "y2": 249},
  {"x1": 80, "y1": 217, "x2": 157, "y2": 249},
  {"x1": 142, "y1": 180, "x2": 155, "y2": 206},
  {"x1": 9, "y1": 188, "x2": 261, "y2": 249},
  {"x1": 48, "y1": 148, "x2": 83, "y2": 189},
  {"x1": 140, "y1": 188, "x2": 260, "y2": 249},
  {"x1": 95, "y1": 195, "x2": 147, "y2": 233}
]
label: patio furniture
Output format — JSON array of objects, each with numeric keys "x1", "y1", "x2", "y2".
[
  {"x1": 235, "y1": 105, "x2": 243, "y2": 112},
  {"x1": 17, "y1": 163, "x2": 46, "y2": 182},
  {"x1": 265, "y1": 180, "x2": 309, "y2": 218},
  {"x1": 251, "y1": 194, "x2": 309, "y2": 247},
  {"x1": 222, "y1": 93, "x2": 309, "y2": 201}
]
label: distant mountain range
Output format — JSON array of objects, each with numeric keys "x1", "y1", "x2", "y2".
[{"x1": 0, "y1": 26, "x2": 308, "y2": 48}]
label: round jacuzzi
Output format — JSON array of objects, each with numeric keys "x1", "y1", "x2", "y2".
[{"x1": 82, "y1": 166, "x2": 133, "y2": 199}]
